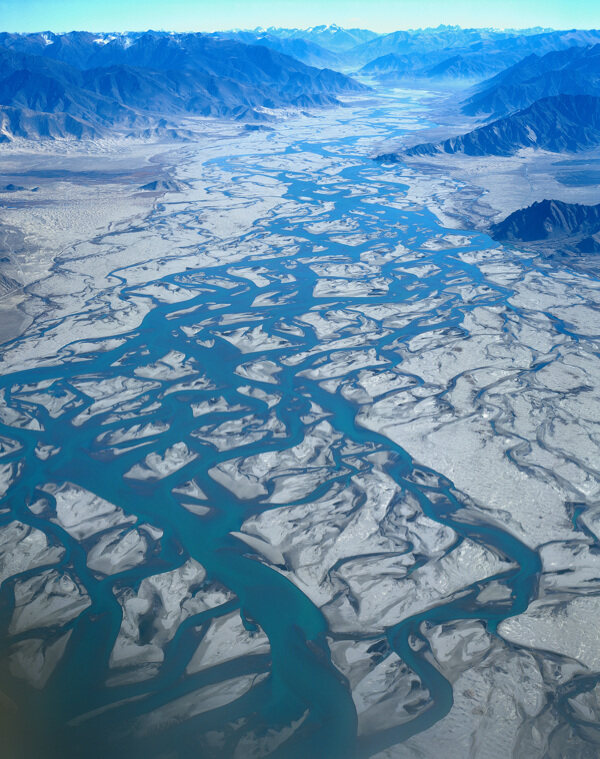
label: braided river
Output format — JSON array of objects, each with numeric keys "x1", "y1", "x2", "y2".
[{"x1": 2, "y1": 89, "x2": 600, "y2": 758}]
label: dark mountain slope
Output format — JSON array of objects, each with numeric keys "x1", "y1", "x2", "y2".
[
  {"x1": 490, "y1": 199, "x2": 600, "y2": 242},
  {"x1": 404, "y1": 94, "x2": 600, "y2": 157}
]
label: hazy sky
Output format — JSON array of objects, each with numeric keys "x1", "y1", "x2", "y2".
[{"x1": 0, "y1": 0, "x2": 597, "y2": 34}]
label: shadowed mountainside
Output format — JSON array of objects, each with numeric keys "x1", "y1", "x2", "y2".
[
  {"x1": 490, "y1": 199, "x2": 600, "y2": 241},
  {"x1": 401, "y1": 94, "x2": 600, "y2": 157}
]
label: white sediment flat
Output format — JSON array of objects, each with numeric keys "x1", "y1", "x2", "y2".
[
  {"x1": 133, "y1": 673, "x2": 269, "y2": 735},
  {"x1": 41, "y1": 481, "x2": 136, "y2": 540},
  {"x1": 186, "y1": 610, "x2": 270, "y2": 674},
  {"x1": 110, "y1": 558, "x2": 232, "y2": 676},
  {"x1": 8, "y1": 631, "x2": 72, "y2": 689},
  {"x1": 86, "y1": 528, "x2": 150, "y2": 575},
  {"x1": 219, "y1": 324, "x2": 292, "y2": 354},
  {"x1": 210, "y1": 420, "x2": 343, "y2": 505},
  {"x1": 0, "y1": 520, "x2": 65, "y2": 585},
  {"x1": 498, "y1": 596, "x2": 600, "y2": 671},
  {"x1": 193, "y1": 412, "x2": 286, "y2": 452},
  {"x1": 124, "y1": 441, "x2": 197, "y2": 480},
  {"x1": 10, "y1": 569, "x2": 91, "y2": 635},
  {"x1": 234, "y1": 358, "x2": 282, "y2": 385}
]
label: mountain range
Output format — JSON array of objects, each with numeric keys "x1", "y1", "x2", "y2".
[
  {"x1": 255, "y1": 24, "x2": 380, "y2": 52},
  {"x1": 352, "y1": 25, "x2": 550, "y2": 63},
  {"x1": 4, "y1": 26, "x2": 600, "y2": 144},
  {"x1": 359, "y1": 50, "x2": 517, "y2": 83},
  {"x1": 358, "y1": 28, "x2": 600, "y2": 84},
  {"x1": 462, "y1": 43, "x2": 600, "y2": 116},
  {"x1": 0, "y1": 26, "x2": 376, "y2": 71},
  {"x1": 402, "y1": 94, "x2": 600, "y2": 157},
  {"x1": 0, "y1": 32, "x2": 368, "y2": 141}
]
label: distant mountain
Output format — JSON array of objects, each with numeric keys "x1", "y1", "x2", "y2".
[
  {"x1": 355, "y1": 27, "x2": 600, "y2": 85},
  {"x1": 352, "y1": 25, "x2": 576, "y2": 66},
  {"x1": 489, "y1": 199, "x2": 600, "y2": 242},
  {"x1": 423, "y1": 54, "x2": 504, "y2": 81},
  {"x1": 360, "y1": 50, "x2": 512, "y2": 82},
  {"x1": 360, "y1": 52, "x2": 447, "y2": 80},
  {"x1": 261, "y1": 25, "x2": 380, "y2": 53},
  {"x1": 0, "y1": 32, "x2": 368, "y2": 141},
  {"x1": 463, "y1": 43, "x2": 600, "y2": 116},
  {"x1": 463, "y1": 28, "x2": 600, "y2": 61},
  {"x1": 35, "y1": 33, "x2": 364, "y2": 94},
  {"x1": 403, "y1": 94, "x2": 600, "y2": 157},
  {"x1": 0, "y1": 31, "x2": 129, "y2": 68},
  {"x1": 354, "y1": 26, "x2": 504, "y2": 63},
  {"x1": 211, "y1": 31, "x2": 342, "y2": 69}
]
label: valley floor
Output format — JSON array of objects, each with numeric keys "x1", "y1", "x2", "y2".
[{"x1": 1, "y1": 88, "x2": 600, "y2": 759}]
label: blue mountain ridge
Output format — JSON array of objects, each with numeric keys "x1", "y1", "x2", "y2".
[
  {"x1": 400, "y1": 94, "x2": 600, "y2": 157},
  {"x1": 462, "y1": 43, "x2": 600, "y2": 115},
  {"x1": 357, "y1": 29, "x2": 600, "y2": 86},
  {"x1": 0, "y1": 32, "x2": 368, "y2": 141}
]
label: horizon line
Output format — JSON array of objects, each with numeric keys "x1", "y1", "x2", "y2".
[{"x1": 8, "y1": 24, "x2": 598, "y2": 35}]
